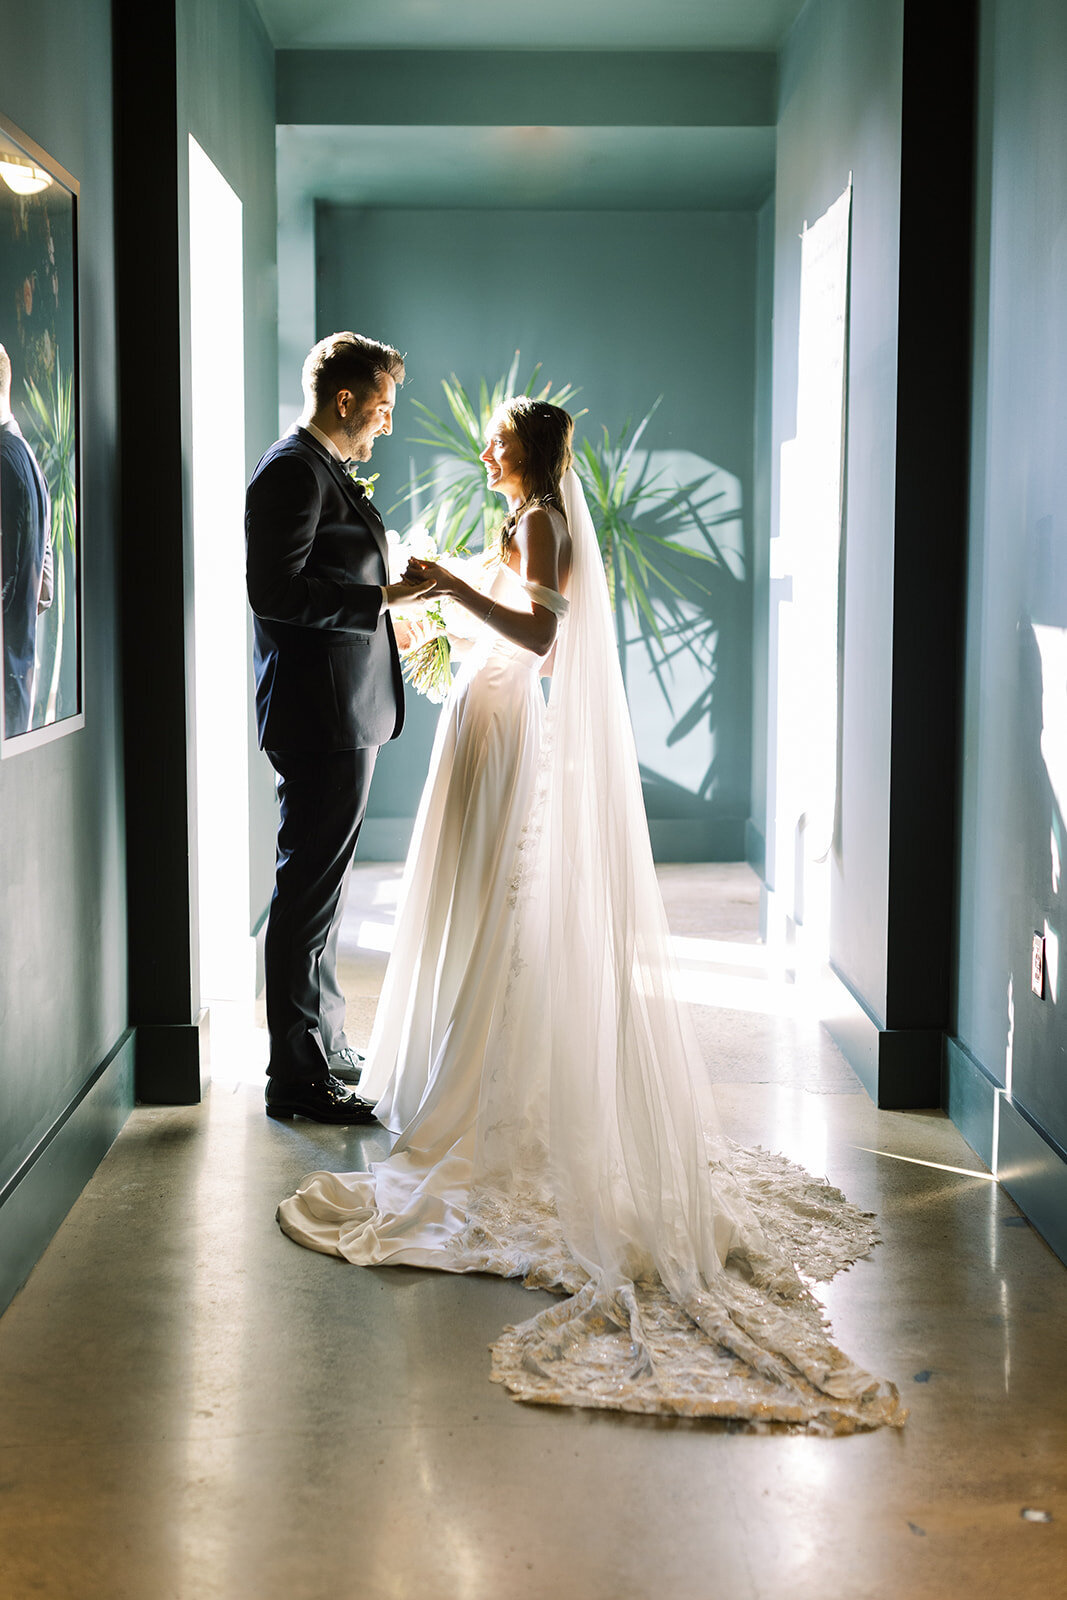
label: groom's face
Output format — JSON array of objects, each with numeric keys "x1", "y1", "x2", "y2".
[{"x1": 338, "y1": 372, "x2": 396, "y2": 463}]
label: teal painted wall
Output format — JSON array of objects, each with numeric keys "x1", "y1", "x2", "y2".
[
  {"x1": 769, "y1": 0, "x2": 903, "y2": 1018},
  {"x1": 315, "y1": 204, "x2": 759, "y2": 857},
  {"x1": 0, "y1": 0, "x2": 277, "y2": 1300},
  {"x1": 0, "y1": 0, "x2": 128, "y2": 1192},
  {"x1": 277, "y1": 49, "x2": 776, "y2": 130},
  {"x1": 957, "y1": 0, "x2": 1067, "y2": 1152}
]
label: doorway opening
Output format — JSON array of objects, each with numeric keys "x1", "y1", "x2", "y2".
[{"x1": 188, "y1": 135, "x2": 256, "y2": 1017}]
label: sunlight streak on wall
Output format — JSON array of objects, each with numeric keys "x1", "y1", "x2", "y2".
[
  {"x1": 189, "y1": 137, "x2": 255, "y2": 1005},
  {"x1": 768, "y1": 182, "x2": 851, "y2": 962},
  {"x1": 1032, "y1": 624, "x2": 1067, "y2": 824},
  {"x1": 1004, "y1": 973, "x2": 1014, "y2": 1097}
]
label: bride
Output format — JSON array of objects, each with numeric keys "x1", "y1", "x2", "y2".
[{"x1": 278, "y1": 397, "x2": 904, "y2": 1432}]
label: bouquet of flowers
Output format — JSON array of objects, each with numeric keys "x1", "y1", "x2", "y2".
[
  {"x1": 400, "y1": 599, "x2": 454, "y2": 703},
  {"x1": 386, "y1": 524, "x2": 491, "y2": 704}
]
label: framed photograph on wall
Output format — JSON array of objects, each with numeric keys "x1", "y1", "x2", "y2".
[{"x1": 0, "y1": 112, "x2": 82, "y2": 756}]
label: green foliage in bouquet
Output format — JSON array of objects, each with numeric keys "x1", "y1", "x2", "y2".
[{"x1": 400, "y1": 601, "x2": 454, "y2": 704}]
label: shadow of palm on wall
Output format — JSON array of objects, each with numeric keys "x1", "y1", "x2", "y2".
[
  {"x1": 390, "y1": 360, "x2": 749, "y2": 849},
  {"x1": 616, "y1": 450, "x2": 746, "y2": 825}
]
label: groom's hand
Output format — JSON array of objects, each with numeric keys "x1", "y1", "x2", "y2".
[
  {"x1": 403, "y1": 557, "x2": 457, "y2": 597},
  {"x1": 383, "y1": 576, "x2": 435, "y2": 610}
]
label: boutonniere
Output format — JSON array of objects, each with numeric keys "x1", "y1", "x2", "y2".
[{"x1": 346, "y1": 469, "x2": 379, "y2": 499}]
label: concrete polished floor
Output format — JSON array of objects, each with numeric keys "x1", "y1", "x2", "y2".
[{"x1": 1, "y1": 865, "x2": 1065, "y2": 1599}]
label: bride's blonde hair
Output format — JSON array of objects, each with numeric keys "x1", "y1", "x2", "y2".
[{"x1": 492, "y1": 397, "x2": 574, "y2": 556}]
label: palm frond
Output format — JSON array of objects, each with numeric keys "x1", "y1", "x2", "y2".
[{"x1": 394, "y1": 361, "x2": 738, "y2": 699}]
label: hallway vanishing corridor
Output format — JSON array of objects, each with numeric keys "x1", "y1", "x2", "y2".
[{"x1": 1, "y1": 867, "x2": 1064, "y2": 1599}]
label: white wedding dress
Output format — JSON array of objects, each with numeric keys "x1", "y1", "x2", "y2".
[{"x1": 278, "y1": 473, "x2": 904, "y2": 1434}]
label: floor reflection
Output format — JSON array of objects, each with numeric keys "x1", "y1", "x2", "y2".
[{"x1": 2, "y1": 864, "x2": 1066, "y2": 1598}]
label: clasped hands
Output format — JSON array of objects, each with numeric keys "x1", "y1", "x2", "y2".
[
  {"x1": 405, "y1": 557, "x2": 461, "y2": 597},
  {"x1": 382, "y1": 558, "x2": 442, "y2": 611},
  {"x1": 384, "y1": 557, "x2": 463, "y2": 610}
]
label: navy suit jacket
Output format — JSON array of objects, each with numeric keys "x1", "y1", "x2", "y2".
[
  {"x1": 245, "y1": 427, "x2": 405, "y2": 752},
  {"x1": 1, "y1": 418, "x2": 51, "y2": 736}
]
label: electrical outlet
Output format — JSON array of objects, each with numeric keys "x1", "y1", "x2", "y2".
[{"x1": 1032, "y1": 932, "x2": 1045, "y2": 999}]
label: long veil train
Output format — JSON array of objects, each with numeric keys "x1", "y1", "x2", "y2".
[{"x1": 280, "y1": 470, "x2": 904, "y2": 1433}]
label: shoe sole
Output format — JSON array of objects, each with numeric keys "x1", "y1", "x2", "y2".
[{"x1": 265, "y1": 1103, "x2": 377, "y2": 1125}]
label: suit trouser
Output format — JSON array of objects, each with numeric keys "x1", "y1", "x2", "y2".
[
  {"x1": 317, "y1": 852, "x2": 353, "y2": 1055},
  {"x1": 264, "y1": 746, "x2": 377, "y2": 1084}
]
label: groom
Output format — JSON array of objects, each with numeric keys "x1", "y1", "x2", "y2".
[{"x1": 246, "y1": 331, "x2": 429, "y2": 1123}]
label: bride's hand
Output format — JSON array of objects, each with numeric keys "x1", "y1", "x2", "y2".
[{"x1": 404, "y1": 557, "x2": 459, "y2": 598}]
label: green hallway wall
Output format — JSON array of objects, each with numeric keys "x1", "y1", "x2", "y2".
[
  {"x1": 768, "y1": 0, "x2": 975, "y2": 1113},
  {"x1": 315, "y1": 204, "x2": 759, "y2": 859},
  {"x1": 0, "y1": 0, "x2": 277, "y2": 1309},
  {"x1": 769, "y1": 0, "x2": 904, "y2": 1022},
  {"x1": 951, "y1": 0, "x2": 1067, "y2": 1258},
  {"x1": 0, "y1": 0, "x2": 129, "y2": 1307}
]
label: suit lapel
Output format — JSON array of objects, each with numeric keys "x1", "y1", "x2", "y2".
[{"x1": 294, "y1": 426, "x2": 390, "y2": 571}]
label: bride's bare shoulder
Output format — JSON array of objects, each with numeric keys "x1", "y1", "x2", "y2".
[
  {"x1": 513, "y1": 504, "x2": 571, "y2": 593},
  {"x1": 514, "y1": 503, "x2": 570, "y2": 557},
  {"x1": 515, "y1": 502, "x2": 563, "y2": 534}
]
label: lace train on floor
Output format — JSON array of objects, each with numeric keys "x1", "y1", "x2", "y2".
[{"x1": 448, "y1": 1145, "x2": 904, "y2": 1434}]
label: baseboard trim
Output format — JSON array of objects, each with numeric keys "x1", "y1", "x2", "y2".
[
  {"x1": 944, "y1": 1035, "x2": 1067, "y2": 1266},
  {"x1": 134, "y1": 1015, "x2": 206, "y2": 1105},
  {"x1": 744, "y1": 818, "x2": 766, "y2": 878},
  {"x1": 824, "y1": 968, "x2": 941, "y2": 1108},
  {"x1": 876, "y1": 1027, "x2": 943, "y2": 1109},
  {"x1": 824, "y1": 971, "x2": 881, "y2": 1098},
  {"x1": 0, "y1": 1032, "x2": 135, "y2": 1317},
  {"x1": 647, "y1": 819, "x2": 746, "y2": 862},
  {"x1": 943, "y1": 1036, "x2": 998, "y2": 1170}
]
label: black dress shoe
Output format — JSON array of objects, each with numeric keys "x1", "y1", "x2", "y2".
[{"x1": 265, "y1": 1075, "x2": 378, "y2": 1125}]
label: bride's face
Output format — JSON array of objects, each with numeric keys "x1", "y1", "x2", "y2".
[{"x1": 480, "y1": 421, "x2": 525, "y2": 500}]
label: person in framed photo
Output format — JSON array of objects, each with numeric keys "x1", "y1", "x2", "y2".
[{"x1": 0, "y1": 342, "x2": 53, "y2": 737}]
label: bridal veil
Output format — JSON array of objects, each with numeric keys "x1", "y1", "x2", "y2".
[
  {"x1": 280, "y1": 466, "x2": 904, "y2": 1431},
  {"x1": 451, "y1": 470, "x2": 903, "y2": 1430}
]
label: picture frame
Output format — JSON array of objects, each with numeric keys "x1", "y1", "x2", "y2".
[{"x1": 0, "y1": 111, "x2": 82, "y2": 756}]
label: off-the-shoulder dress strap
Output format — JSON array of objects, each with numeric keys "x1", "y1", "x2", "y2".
[{"x1": 523, "y1": 580, "x2": 569, "y2": 616}]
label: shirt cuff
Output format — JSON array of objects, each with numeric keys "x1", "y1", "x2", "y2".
[{"x1": 380, "y1": 586, "x2": 388, "y2": 615}]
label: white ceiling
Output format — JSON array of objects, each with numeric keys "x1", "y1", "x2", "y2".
[{"x1": 254, "y1": 0, "x2": 806, "y2": 53}]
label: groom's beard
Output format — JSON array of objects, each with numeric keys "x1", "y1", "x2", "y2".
[{"x1": 342, "y1": 412, "x2": 378, "y2": 463}]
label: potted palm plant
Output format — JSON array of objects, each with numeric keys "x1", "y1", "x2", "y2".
[{"x1": 394, "y1": 355, "x2": 732, "y2": 694}]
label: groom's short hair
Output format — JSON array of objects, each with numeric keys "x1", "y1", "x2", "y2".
[{"x1": 303, "y1": 332, "x2": 405, "y2": 410}]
